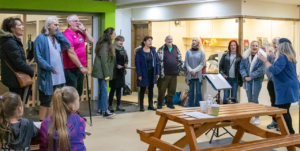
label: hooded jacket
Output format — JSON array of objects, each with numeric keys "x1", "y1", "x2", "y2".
[
  {"x1": 240, "y1": 48, "x2": 267, "y2": 82},
  {"x1": 2, "y1": 118, "x2": 38, "y2": 150},
  {"x1": 0, "y1": 29, "x2": 34, "y2": 88}
]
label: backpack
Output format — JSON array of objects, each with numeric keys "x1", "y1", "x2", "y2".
[
  {"x1": 173, "y1": 92, "x2": 181, "y2": 105},
  {"x1": 123, "y1": 84, "x2": 132, "y2": 96}
]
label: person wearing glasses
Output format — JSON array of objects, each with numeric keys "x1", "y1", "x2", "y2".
[{"x1": 63, "y1": 14, "x2": 94, "y2": 97}]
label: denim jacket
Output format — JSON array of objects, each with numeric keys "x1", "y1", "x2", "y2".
[
  {"x1": 34, "y1": 30, "x2": 70, "y2": 95},
  {"x1": 240, "y1": 48, "x2": 266, "y2": 82}
]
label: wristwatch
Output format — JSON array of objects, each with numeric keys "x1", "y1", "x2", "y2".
[{"x1": 79, "y1": 65, "x2": 83, "y2": 68}]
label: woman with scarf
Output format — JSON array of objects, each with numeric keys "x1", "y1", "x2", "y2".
[
  {"x1": 240, "y1": 40, "x2": 266, "y2": 125},
  {"x1": 108, "y1": 35, "x2": 128, "y2": 112},
  {"x1": 185, "y1": 37, "x2": 206, "y2": 107}
]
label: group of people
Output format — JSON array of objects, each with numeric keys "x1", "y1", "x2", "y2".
[
  {"x1": 0, "y1": 15, "x2": 129, "y2": 150},
  {"x1": 0, "y1": 13, "x2": 298, "y2": 150},
  {"x1": 219, "y1": 38, "x2": 298, "y2": 134},
  {"x1": 135, "y1": 36, "x2": 206, "y2": 111}
]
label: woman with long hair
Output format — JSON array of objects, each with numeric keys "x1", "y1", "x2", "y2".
[
  {"x1": 135, "y1": 36, "x2": 160, "y2": 111},
  {"x1": 185, "y1": 37, "x2": 206, "y2": 107},
  {"x1": 40, "y1": 86, "x2": 86, "y2": 151},
  {"x1": 0, "y1": 92, "x2": 38, "y2": 150},
  {"x1": 258, "y1": 38, "x2": 298, "y2": 134},
  {"x1": 0, "y1": 18, "x2": 34, "y2": 100},
  {"x1": 92, "y1": 27, "x2": 116, "y2": 117},
  {"x1": 265, "y1": 37, "x2": 280, "y2": 129},
  {"x1": 108, "y1": 35, "x2": 128, "y2": 112},
  {"x1": 219, "y1": 40, "x2": 243, "y2": 104},
  {"x1": 240, "y1": 40, "x2": 266, "y2": 125}
]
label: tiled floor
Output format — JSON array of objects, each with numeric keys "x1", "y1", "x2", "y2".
[{"x1": 84, "y1": 103, "x2": 300, "y2": 151}]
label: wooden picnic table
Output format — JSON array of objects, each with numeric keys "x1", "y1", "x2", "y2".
[{"x1": 137, "y1": 103, "x2": 300, "y2": 151}]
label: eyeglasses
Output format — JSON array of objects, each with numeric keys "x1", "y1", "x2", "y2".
[{"x1": 71, "y1": 20, "x2": 80, "y2": 23}]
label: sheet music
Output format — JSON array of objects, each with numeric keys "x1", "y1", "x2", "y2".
[
  {"x1": 205, "y1": 74, "x2": 232, "y2": 90},
  {"x1": 183, "y1": 112, "x2": 214, "y2": 119}
]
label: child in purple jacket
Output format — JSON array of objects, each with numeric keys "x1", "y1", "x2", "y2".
[{"x1": 40, "y1": 86, "x2": 86, "y2": 151}]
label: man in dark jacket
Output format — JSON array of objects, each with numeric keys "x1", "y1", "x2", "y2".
[
  {"x1": 0, "y1": 18, "x2": 34, "y2": 100},
  {"x1": 156, "y1": 35, "x2": 184, "y2": 109}
]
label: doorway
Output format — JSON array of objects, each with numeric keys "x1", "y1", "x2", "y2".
[{"x1": 130, "y1": 22, "x2": 152, "y2": 92}]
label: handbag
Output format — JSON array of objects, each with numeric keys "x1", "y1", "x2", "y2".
[
  {"x1": 4, "y1": 60, "x2": 33, "y2": 88},
  {"x1": 179, "y1": 90, "x2": 189, "y2": 107}
]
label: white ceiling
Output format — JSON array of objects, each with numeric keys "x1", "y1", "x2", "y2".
[{"x1": 116, "y1": 0, "x2": 300, "y2": 8}]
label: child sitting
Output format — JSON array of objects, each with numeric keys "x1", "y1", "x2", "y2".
[
  {"x1": 0, "y1": 92, "x2": 38, "y2": 150},
  {"x1": 40, "y1": 86, "x2": 86, "y2": 151}
]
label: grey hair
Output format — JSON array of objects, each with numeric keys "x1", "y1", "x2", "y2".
[
  {"x1": 165, "y1": 35, "x2": 172, "y2": 40},
  {"x1": 273, "y1": 37, "x2": 280, "y2": 42},
  {"x1": 114, "y1": 35, "x2": 125, "y2": 42},
  {"x1": 43, "y1": 16, "x2": 58, "y2": 35},
  {"x1": 276, "y1": 42, "x2": 297, "y2": 63},
  {"x1": 67, "y1": 14, "x2": 77, "y2": 22}
]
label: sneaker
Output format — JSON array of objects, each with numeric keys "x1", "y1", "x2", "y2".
[
  {"x1": 157, "y1": 105, "x2": 162, "y2": 109},
  {"x1": 267, "y1": 121, "x2": 277, "y2": 129},
  {"x1": 103, "y1": 110, "x2": 115, "y2": 117},
  {"x1": 253, "y1": 118, "x2": 260, "y2": 125},
  {"x1": 116, "y1": 105, "x2": 125, "y2": 112},
  {"x1": 108, "y1": 106, "x2": 114, "y2": 112},
  {"x1": 97, "y1": 110, "x2": 102, "y2": 115}
]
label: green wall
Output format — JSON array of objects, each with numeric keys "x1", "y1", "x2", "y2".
[{"x1": 0, "y1": 0, "x2": 115, "y2": 29}]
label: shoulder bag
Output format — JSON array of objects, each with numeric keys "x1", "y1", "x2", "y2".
[{"x1": 4, "y1": 60, "x2": 33, "y2": 88}]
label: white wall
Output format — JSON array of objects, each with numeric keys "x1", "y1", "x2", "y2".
[
  {"x1": 131, "y1": 0, "x2": 242, "y2": 21},
  {"x1": 115, "y1": 9, "x2": 132, "y2": 87},
  {"x1": 242, "y1": 0, "x2": 299, "y2": 19}
]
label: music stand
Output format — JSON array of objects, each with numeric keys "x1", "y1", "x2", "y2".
[{"x1": 203, "y1": 74, "x2": 233, "y2": 143}]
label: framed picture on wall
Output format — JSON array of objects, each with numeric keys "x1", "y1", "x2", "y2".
[
  {"x1": 257, "y1": 37, "x2": 262, "y2": 48},
  {"x1": 244, "y1": 39, "x2": 249, "y2": 52}
]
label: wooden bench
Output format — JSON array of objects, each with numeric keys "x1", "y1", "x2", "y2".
[
  {"x1": 137, "y1": 122, "x2": 235, "y2": 137},
  {"x1": 198, "y1": 134, "x2": 300, "y2": 151}
]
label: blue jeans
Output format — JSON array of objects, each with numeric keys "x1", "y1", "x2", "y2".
[
  {"x1": 188, "y1": 79, "x2": 202, "y2": 107},
  {"x1": 98, "y1": 79, "x2": 108, "y2": 111},
  {"x1": 245, "y1": 79, "x2": 262, "y2": 104},
  {"x1": 223, "y1": 78, "x2": 239, "y2": 104}
]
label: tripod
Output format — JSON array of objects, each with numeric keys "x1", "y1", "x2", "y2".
[{"x1": 205, "y1": 90, "x2": 234, "y2": 143}]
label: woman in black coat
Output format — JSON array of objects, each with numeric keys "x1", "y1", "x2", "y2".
[
  {"x1": 108, "y1": 36, "x2": 128, "y2": 112},
  {"x1": 219, "y1": 40, "x2": 243, "y2": 104},
  {"x1": 0, "y1": 18, "x2": 34, "y2": 100}
]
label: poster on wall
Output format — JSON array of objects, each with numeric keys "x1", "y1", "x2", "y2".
[
  {"x1": 262, "y1": 37, "x2": 269, "y2": 53},
  {"x1": 257, "y1": 37, "x2": 263, "y2": 48}
]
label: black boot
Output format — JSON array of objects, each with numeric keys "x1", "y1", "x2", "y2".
[
  {"x1": 140, "y1": 100, "x2": 145, "y2": 112},
  {"x1": 148, "y1": 100, "x2": 156, "y2": 111},
  {"x1": 157, "y1": 100, "x2": 163, "y2": 109},
  {"x1": 167, "y1": 101, "x2": 175, "y2": 109}
]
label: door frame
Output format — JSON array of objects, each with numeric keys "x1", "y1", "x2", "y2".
[{"x1": 130, "y1": 21, "x2": 152, "y2": 92}]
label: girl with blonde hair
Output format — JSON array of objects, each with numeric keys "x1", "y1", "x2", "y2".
[{"x1": 40, "y1": 86, "x2": 86, "y2": 151}]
